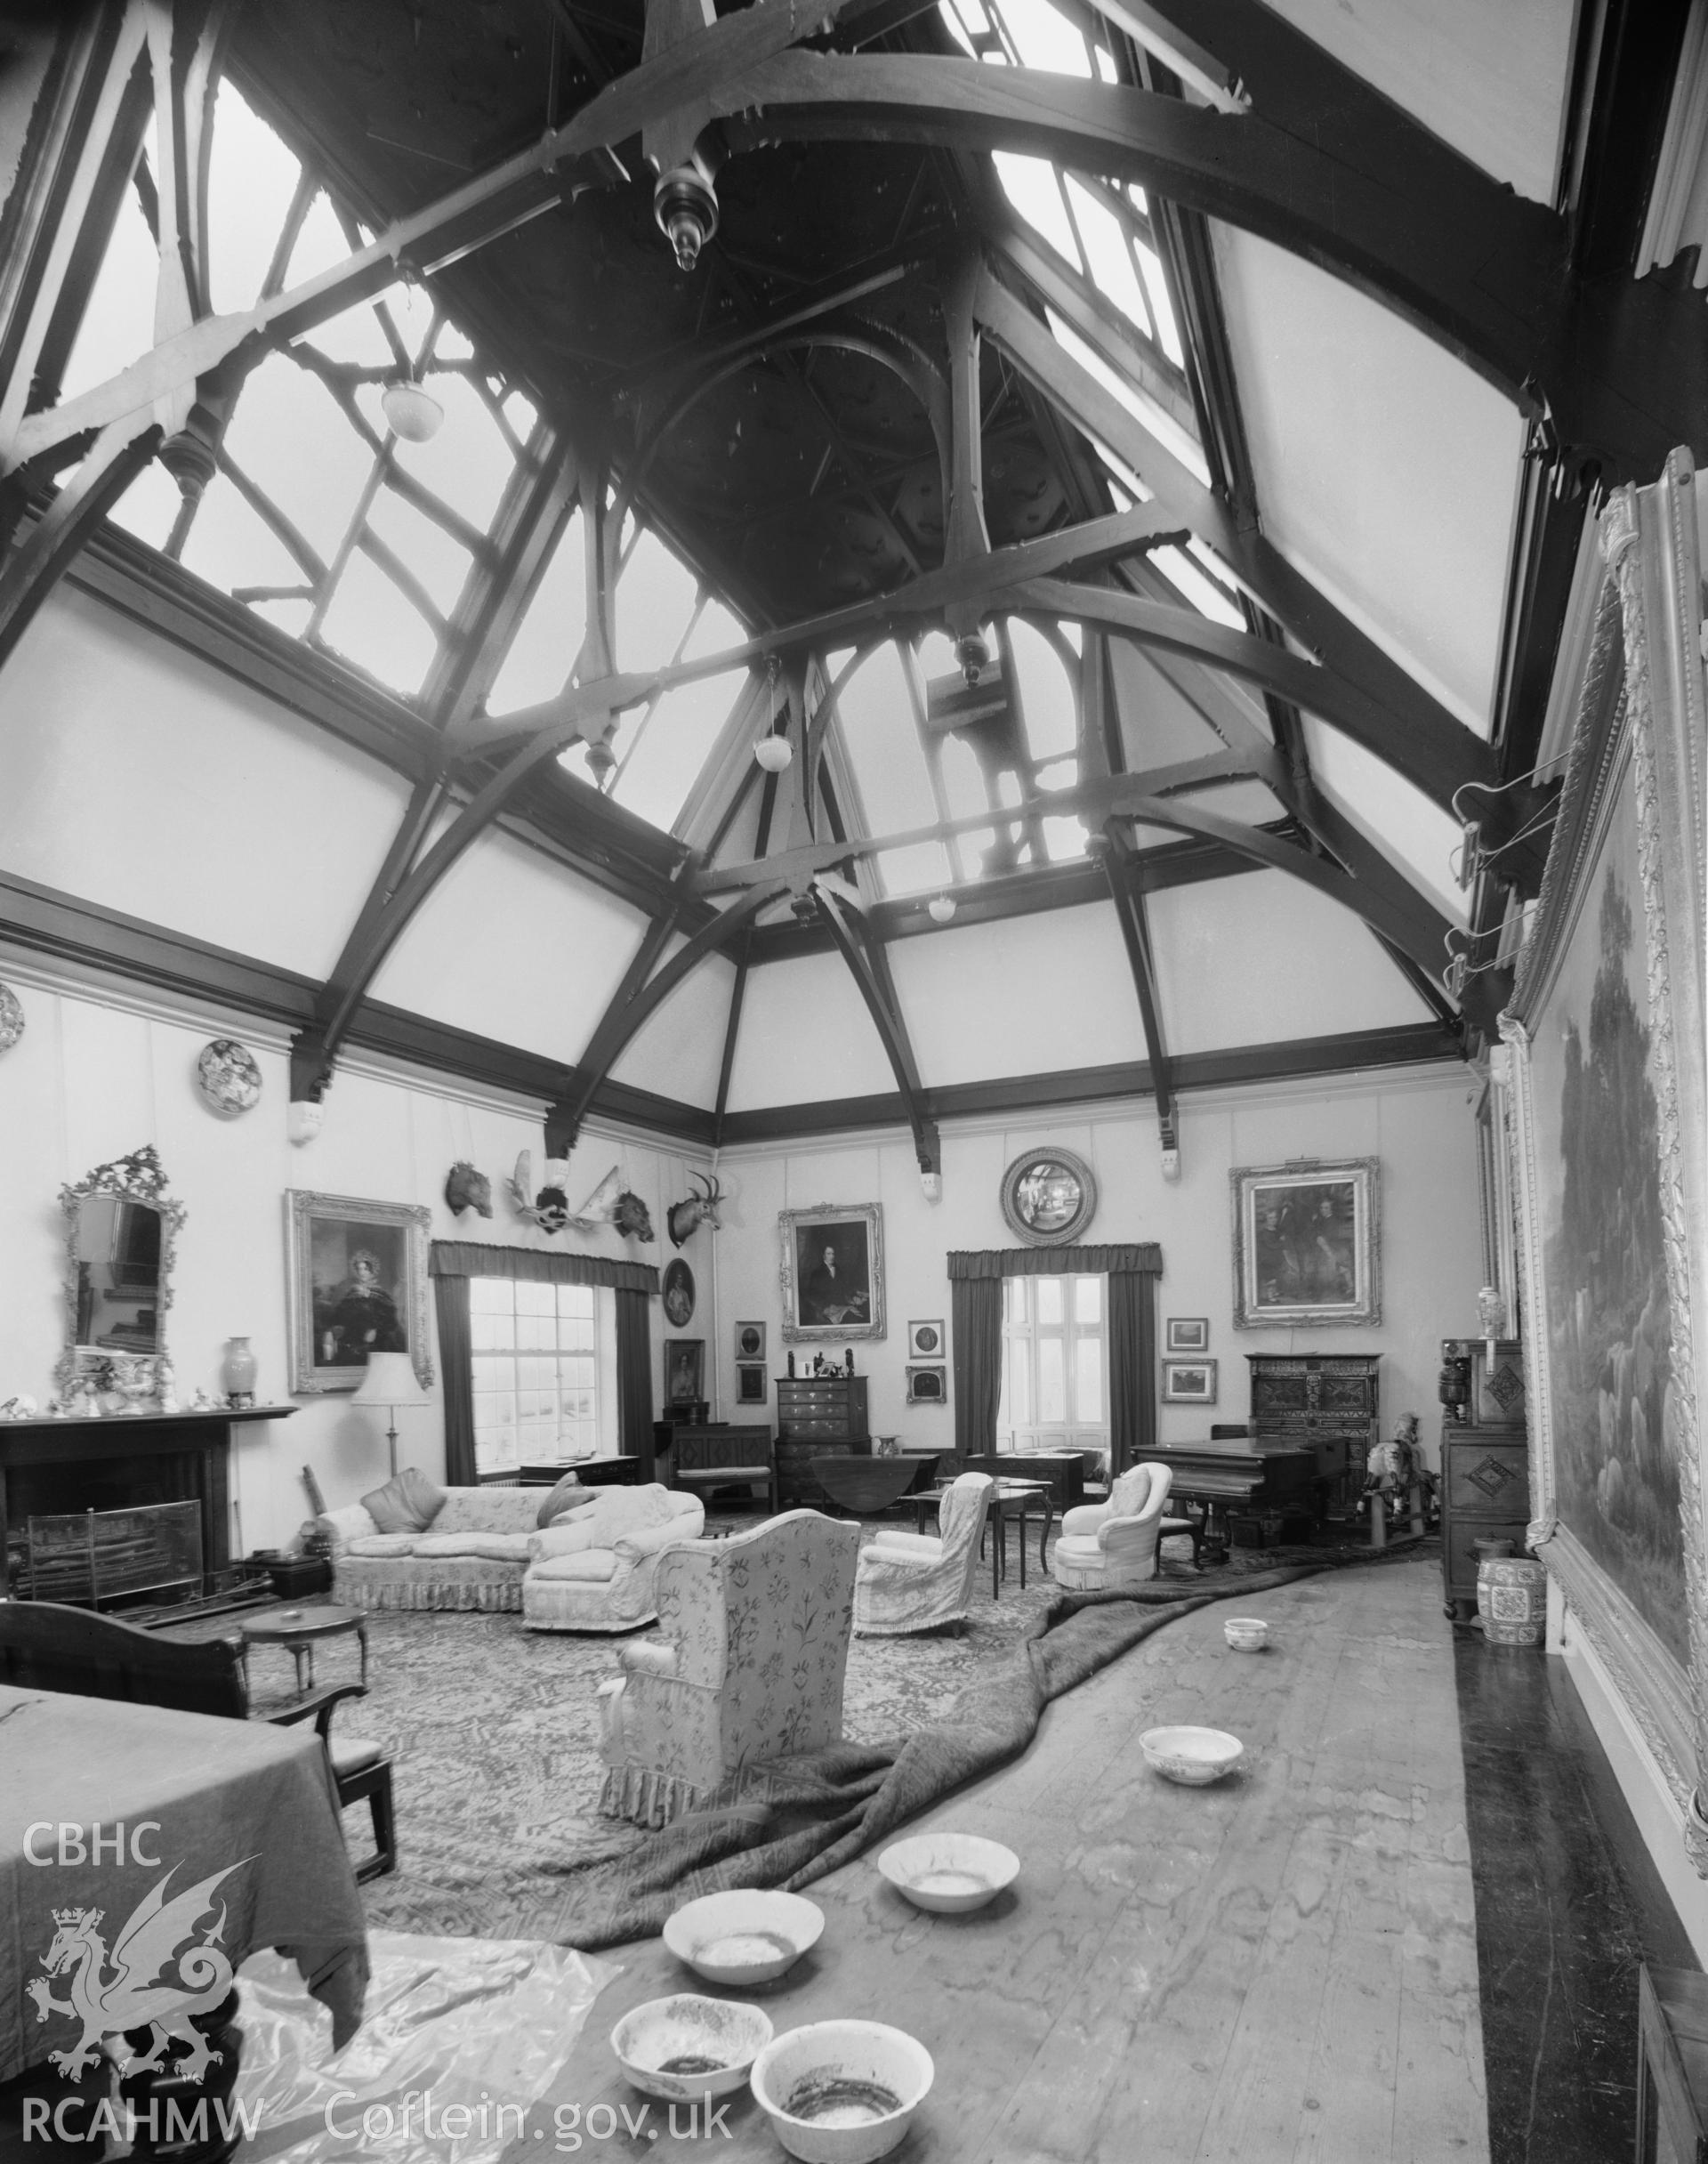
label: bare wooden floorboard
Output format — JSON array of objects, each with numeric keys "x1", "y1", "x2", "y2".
[{"x1": 532, "y1": 1554, "x2": 1487, "y2": 2163}]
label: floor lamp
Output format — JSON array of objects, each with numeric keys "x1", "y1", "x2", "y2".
[{"x1": 351, "y1": 1352, "x2": 429, "y2": 1476}]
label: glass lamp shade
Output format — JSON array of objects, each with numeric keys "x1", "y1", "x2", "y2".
[
  {"x1": 753, "y1": 735, "x2": 793, "y2": 772},
  {"x1": 350, "y1": 1351, "x2": 428, "y2": 1407},
  {"x1": 928, "y1": 893, "x2": 957, "y2": 923},
  {"x1": 381, "y1": 379, "x2": 444, "y2": 443}
]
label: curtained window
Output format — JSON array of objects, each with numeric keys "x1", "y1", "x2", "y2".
[
  {"x1": 947, "y1": 1244, "x2": 1162, "y2": 1474},
  {"x1": 431, "y1": 1244, "x2": 658, "y2": 1485}
]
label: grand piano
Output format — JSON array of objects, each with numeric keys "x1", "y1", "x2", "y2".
[{"x1": 1135, "y1": 1433, "x2": 1319, "y2": 1554}]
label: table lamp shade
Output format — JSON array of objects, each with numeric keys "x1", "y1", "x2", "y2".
[{"x1": 351, "y1": 1352, "x2": 428, "y2": 1407}]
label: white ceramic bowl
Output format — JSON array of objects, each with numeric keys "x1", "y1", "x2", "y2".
[
  {"x1": 662, "y1": 1888, "x2": 826, "y2": 1985},
  {"x1": 876, "y1": 1832, "x2": 1019, "y2": 1914},
  {"x1": 610, "y1": 1994, "x2": 773, "y2": 2102},
  {"x1": 1140, "y1": 1725, "x2": 1245, "y2": 1785},
  {"x1": 1222, "y1": 1617, "x2": 1269, "y2": 1651},
  {"x1": 750, "y1": 2020, "x2": 934, "y2": 2164}
]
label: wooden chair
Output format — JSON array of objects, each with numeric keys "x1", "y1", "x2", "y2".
[{"x1": 0, "y1": 1600, "x2": 396, "y2": 1883}]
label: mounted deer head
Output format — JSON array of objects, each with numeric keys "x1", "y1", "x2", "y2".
[{"x1": 666, "y1": 1171, "x2": 724, "y2": 1248}]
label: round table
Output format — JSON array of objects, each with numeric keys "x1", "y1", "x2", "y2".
[{"x1": 239, "y1": 1603, "x2": 368, "y2": 1697}]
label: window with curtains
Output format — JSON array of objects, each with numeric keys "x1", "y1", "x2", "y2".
[
  {"x1": 468, "y1": 1277, "x2": 617, "y2": 1475},
  {"x1": 997, "y1": 1273, "x2": 1109, "y2": 1455}
]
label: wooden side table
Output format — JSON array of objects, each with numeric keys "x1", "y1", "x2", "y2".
[{"x1": 239, "y1": 1604, "x2": 368, "y2": 1697}]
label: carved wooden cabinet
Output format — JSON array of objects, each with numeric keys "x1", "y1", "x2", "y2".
[
  {"x1": 1439, "y1": 1338, "x2": 1530, "y2": 1621},
  {"x1": 776, "y1": 1377, "x2": 870, "y2": 1507},
  {"x1": 1246, "y1": 1353, "x2": 1379, "y2": 1521}
]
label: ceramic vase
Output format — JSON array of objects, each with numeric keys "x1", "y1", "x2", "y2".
[
  {"x1": 222, "y1": 1335, "x2": 258, "y2": 1408},
  {"x1": 1478, "y1": 1554, "x2": 1547, "y2": 1648}
]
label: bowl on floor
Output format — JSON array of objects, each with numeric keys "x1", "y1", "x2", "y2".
[
  {"x1": 1222, "y1": 1617, "x2": 1269, "y2": 1651},
  {"x1": 610, "y1": 1993, "x2": 773, "y2": 2101},
  {"x1": 663, "y1": 1887, "x2": 825, "y2": 1985},
  {"x1": 1140, "y1": 1725, "x2": 1245, "y2": 1784},
  {"x1": 876, "y1": 1831, "x2": 1019, "y2": 1913},
  {"x1": 750, "y1": 2019, "x2": 933, "y2": 2162}
]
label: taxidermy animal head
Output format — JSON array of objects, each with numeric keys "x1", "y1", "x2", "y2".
[
  {"x1": 666, "y1": 1170, "x2": 725, "y2": 1248},
  {"x1": 612, "y1": 1191, "x2": 655, "y2": 1242},
  {"x1": 507, "y1": 1155, "x2": 638, "y2": 1238},
  {"x1": 445, "y1": 1161, "x2": 493, "y2": 1218}
]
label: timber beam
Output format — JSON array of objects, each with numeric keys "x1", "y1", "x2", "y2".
[
  {"x1": 812, "y1": 881, "x2": 942, "y2": 1175},
  {"x1": 1092, "y1": 821, "x2": 1177, "y2": 1162},
  {"x1": 544, "y1": 875, "x2": 785, "y2": 1154}
]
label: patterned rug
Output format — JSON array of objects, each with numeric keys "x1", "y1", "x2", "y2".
[{"x1": 189, "y1": 1522, "x2": 1406, "y2": 1940}]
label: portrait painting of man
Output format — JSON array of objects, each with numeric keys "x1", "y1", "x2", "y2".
[{"x1": 780, "y1": 1205, "x2": 885, "y2": 1341}]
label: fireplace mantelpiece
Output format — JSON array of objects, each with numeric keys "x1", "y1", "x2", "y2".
[{"x1": 0, "y1": 1408, "x2": 294, "y2": 1596}]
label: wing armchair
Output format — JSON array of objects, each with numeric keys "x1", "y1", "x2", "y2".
[
  {"x1": 596, "y1": 1509, "x2": 861, "y2": 1829},
  {"x1": 852, "y1": 1470, "x2": 995, "y2": 1635},
  {"x1": 1049, "y1": 1463, "x2": 1175, "y2": 1591}
]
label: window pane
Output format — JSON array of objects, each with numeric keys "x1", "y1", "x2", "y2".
[
  {"x1": 222, "y1": 351, "x2": 373, "y2": 562},
  {"x1": 610, "y1": 668, "x2": 748, "y2": 832},
  {"x1": 1074, "y1": 1275, "x2": 1101, "y2": 1322},
  {"x1": 391, "y1": 371, "x2": 515, "y2": 530},
  {"x1": 1005, "y1": 1278, "x2": 1027, "y2": 1323},
  {"x1": 487, "y1": 509, "x2": 586, "y2": 715},
  {"x1": 206, "y1": 82, "x2": 302, "y2": 313},
  {"x1": 318, "y1": 552, "x2": 438, "y2": 694},
  {"x1": 366, "y1": 488, "x2": 473, "y2": 616},
  {"x1": 1037, "y1": 1336, "x2": 1066, "y2": 1423},
  {"x1": 1008, "y1": 1338, "x2": 1031, "y2": 1425},
  {"x1": 994, "y1": 152, "x2": 1082, "y2": 268},
  {"x1": 1076, "y1": 1336, "x2": 1103, "y2": 1423},
  {"x1": 1035, "y1": 1278, "x2": 1063, "y2": 1325}
]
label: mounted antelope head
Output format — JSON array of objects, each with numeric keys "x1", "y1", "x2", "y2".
[{"x1": 666, "y1": 1171, "x2": 724, "y2": 1248}]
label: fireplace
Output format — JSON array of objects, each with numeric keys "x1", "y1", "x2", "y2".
[{"x1": 0, "y1": 1407, "x2": 290, "y2": 1600}]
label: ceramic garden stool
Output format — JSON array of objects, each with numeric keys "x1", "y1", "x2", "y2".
[{"x1": 1478, "y1": 1553, "x2": 1547, "y2": 1648}]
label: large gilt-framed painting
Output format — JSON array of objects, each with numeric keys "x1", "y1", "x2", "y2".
[
  {"x1": 780, "y1": 1203, "x2": 885, "y2": 1343},
  {"x1": 1504, "y1": 456, "x2": 1708, "y2": 1861},
  {"x1": 286, "y1": 1191, "x2": 432, "y2": 1394},
  {"x1": 1230, "y1": 1159, "x2": 1380, "y2": 1328}
]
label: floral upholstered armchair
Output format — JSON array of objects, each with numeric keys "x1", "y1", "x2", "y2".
[
  {"x1": 853, "y1": 1471, "x2": 994, "y2": 1635},
  {"x1": 596, "y1": 1509, "x2": 861, "y2": 1829},
  {"x1": 1049, "y1": 1463, "x2": 1175, "y2": 1591}
]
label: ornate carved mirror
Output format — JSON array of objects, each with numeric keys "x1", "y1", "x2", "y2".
[{"x1": 59, "y1": 1146, "x2": 187, "y2": 1403}]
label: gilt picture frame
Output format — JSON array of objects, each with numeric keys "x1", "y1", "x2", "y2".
[
  {"x1": 1230, "y1": 1159, "x2": 1380, "y2": 1329},
  {"x1": 780, "y1": 1202, "x2": 885, "y2": 1343},
  {"x1": 1502, "y1": 459, "x2": 1708, "y2": 1861},
  {"x1": 1162, "y1": 1358, "x2": 1218, "y2": 1405},
  {"x1": 1166, "y1": 1317, "x2": 1210, "y2": 1353},
  {"x1": 286, "y1": 1190, "x2": 432, "y2": 1394}
]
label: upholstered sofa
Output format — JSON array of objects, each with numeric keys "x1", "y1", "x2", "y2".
[
  {"x1": 522, "y1": 1485, "x2": 705, "y2": 1632},
  {"x1": 322, "y1": 1483, "x2": 548, "y2": 1612}
]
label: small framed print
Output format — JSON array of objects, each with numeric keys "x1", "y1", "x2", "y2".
[
  {"x1": 907, "y1": 1319, "x2": 945, "y2": 1360},
  {"x1": 1166, "y1": 1317, "x2": 1209, "y2": 1353},
  {"x1": 906, "y1": 1364, "x2": 947, "y2": 1405},
  {"x1": 1161, "y1": 1358, "x2": 1218, "y2": 1405},
  {"x1": 736, "y1": 1362, "x2": 768, "y2": 1405},
  {"x1": 735, "y1": 1320, "x2": 767, "y2": 1362}
]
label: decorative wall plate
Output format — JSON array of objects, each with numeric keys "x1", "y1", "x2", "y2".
[
  {"x1": 999, "y1": 1146, "x2": 1098, "y2": 1247},
  {"x1": 196, "y1": 1038, "x2": 262, "y2": 1115},
  {"x1": 0, "y1": 981, "x2": 23, "y2": 1053}
]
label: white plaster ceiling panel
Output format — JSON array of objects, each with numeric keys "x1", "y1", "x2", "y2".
[
  {"x1": 1256, "y1": 0, "x2": 1576, "y2": 204},
  {"x1": 369, "y1": 827, "x2": 640, "y2": 1064},
  {"x1": 1209, "y1": 222, "x2": 1526, "y2": 734},
  {"x1": 1108, "y1": 638, "x2": 1274, "y2": 771},
  {"x1": 608, "y1": 944, "x2": 737, "y2": 1110},
  {"x1": 887, "y1": 904, "x2": 1146, "y2": 1086},
  {"x1": 1148, "y1": 868, "x2": 1431, "y2": 1053},
  {"x1": 724, "y1": 951, "x2": 901, "y2": 1110},
  {"x1": 1301, "y1": 717, "x2": 1470, "y2": 924},
  {"x1": 0, "y1": 587, "x2": 410, "y2": 974}
]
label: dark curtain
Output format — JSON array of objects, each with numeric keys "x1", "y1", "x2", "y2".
[
  {"x1": 947, "y1": 1244, "x2": 1162, "y2": 1468},
  {"x1": 951, "y1": 1274, "x2": 1003, "y2": 1458},
  {"x1": 430, "y1": 1243, "x2": 661, "y2": 1474},
  {"x1": 614, "y1": 1287, "x2": 653, "y2": 1464},
  {"x1": 433, "y1": 1273, "x2": 477, "y2": 1485},
  {"x1": 1107, "y1": 1267, "x2": 1157, "y2": 1476}
]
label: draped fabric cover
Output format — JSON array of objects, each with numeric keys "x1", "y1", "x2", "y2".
[
  {"x1": 946, "y1": 1244, "x2": 1162, "y2": 1473},
  {"x1": 430, "y1": 1243, "x2": 662, "y2": 1470}
]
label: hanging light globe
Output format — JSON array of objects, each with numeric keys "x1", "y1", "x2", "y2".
[
  {"x1": 381, "y1": 377, "x2": 444, "y2": 443},
  {"x1": 753, "y1": 734, "x2": 793, "y2": 772},
  {"x1": 928, "y1": 892, "x2": 957, "y2": 924}
]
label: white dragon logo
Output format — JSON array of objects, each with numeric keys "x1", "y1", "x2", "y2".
[{"x1": 27, "y1": 1861, "x2": 250, "y2": 2082}]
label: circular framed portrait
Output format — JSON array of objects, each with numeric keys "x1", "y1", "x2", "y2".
[
  {"x1": 662, "y1": 1257, "x2": 696, "y2": 1328},
  {"x1": 999, "y1": 1146, "x2": 1099, "y2": 1247},
  {"x1": 196, "y1": 1037, "x2": 262, "y2": 1116}
]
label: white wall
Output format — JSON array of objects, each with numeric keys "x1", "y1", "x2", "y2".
[
  {"x1": 709, "y1": 1062, "x2": 1484, "y2": 1463},
  {"x1": 0, "y1": 956, "x2": 713, "y2": 1555}
]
